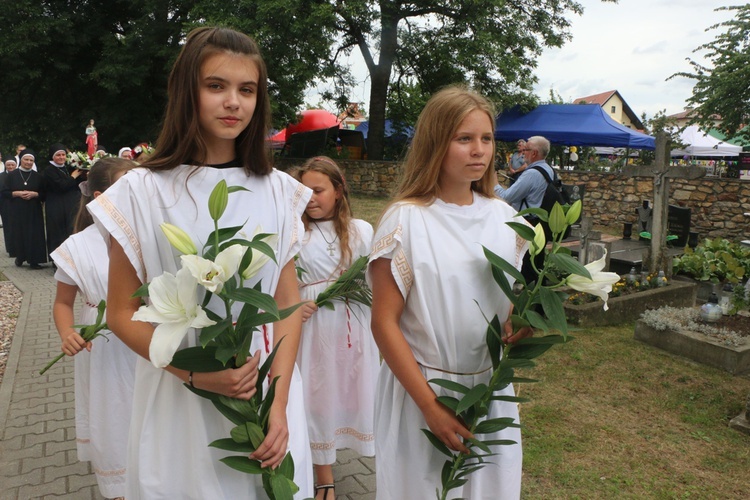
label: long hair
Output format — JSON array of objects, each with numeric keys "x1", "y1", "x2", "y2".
[
  {"x1": 73, "y1": 158, "x2": 135, "y2": 232},
  {"x1": 393, "y1": 85, "x2": 497, "y2": 205},
  {"x1": 291, "y1": 156, "x2": 354, "y2": 269},
  {"x1": 141, "y1": 27, "x2": 272, "y2": 175}
]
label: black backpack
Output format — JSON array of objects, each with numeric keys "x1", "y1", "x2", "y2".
[{"x1": 520, "y1": 165, "x2": 571, "y2": 241}]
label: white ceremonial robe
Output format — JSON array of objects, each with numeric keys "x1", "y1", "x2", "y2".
[
  {"x1": 368, "y1": 194, "x2": 529, "y2": 500},
  {"x1": 88, "y1": 166, "x2": 314, "y2": 500},
  {"x1": 52, "y1": 225, "x2": 137, "y2": 498},
  {"x1": 296, "y1": 219, "x2": 379, "y2": 464}
]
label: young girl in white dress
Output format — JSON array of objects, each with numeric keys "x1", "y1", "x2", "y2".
[
  {"x1": 87, "y1": 27, "x2": 313, "y2": 499},
  {"x1": 291, "y1": 157, "x2": 379, "y2": 500},
  {"x1": 368, "y1": 86, "x2": 534, "y2": 499},
  {"x1": 52, "y1": 158, "x2": 135, "y2": 500}
]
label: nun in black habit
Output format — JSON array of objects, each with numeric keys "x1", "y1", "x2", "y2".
[
  {"x1": 0, "y1": 158, "x2": 18, "y2": 256},
  {"x1": 3, "y1": 149, "x2": 47, "y2": 268},
  {"x1": 42, "y1": 143, "x2": 84, "y2": 255}
]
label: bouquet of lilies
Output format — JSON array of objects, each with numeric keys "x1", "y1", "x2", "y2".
[
  {"x1": 67, "y1": 150, "x2": 111, "y2": 169},
  {"x1": 424, "y1": 200, "x2": 620, "y2": 499},
  {"x1": 132, "y1": 180, "x2": 302, "y2": 499}
]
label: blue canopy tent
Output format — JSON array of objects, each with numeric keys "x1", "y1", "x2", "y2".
[
  {"x1": 355, "y1": 119, "x2": 414, "y2": 140},
  {"x1": 495, "y1": 104, "x2": 655, "y2": 150}
]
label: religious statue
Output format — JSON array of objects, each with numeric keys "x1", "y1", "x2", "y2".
[{"x1": 85, "y1": 119, "x2": 98, "y2": 159}]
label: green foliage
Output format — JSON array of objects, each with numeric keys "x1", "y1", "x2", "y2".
[
  {"x1": 669, "y1": 5, "x2": 750, "y2": 142},
  {"x1": 672, "y1": 238, "x2": 750, "y2": 284}
]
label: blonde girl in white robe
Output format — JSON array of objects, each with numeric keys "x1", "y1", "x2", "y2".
[
  {"x1": 88, "y1": 27, "x2": 313, "y2": 499},
  {"x1": 51, "y1": 157, "x2": 135, "y2": 499},
  {"x1": 368, "y1": 86, "x2": 533, "y2": 499},
  {"x1": 291, "y1": 157, "x2": 379, "y2": 500}
]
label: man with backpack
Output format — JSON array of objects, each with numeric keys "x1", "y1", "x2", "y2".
[{"x1": 494, "y1": 135, "x2": 565, "y2": 284}]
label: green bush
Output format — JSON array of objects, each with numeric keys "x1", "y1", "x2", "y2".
[{"x1": 672, "y1": 238, "x2": 750, "y2": 284}]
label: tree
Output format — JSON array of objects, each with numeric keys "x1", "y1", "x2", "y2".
[
  {"x1": 671, "y1": 4, "x2": 750, "y2": 141},
  {"x1": 0, "y1": 0, "x2": 193, "y2": 154},
  {"x1": 0, "y1": 0, "x2": 341, "y2": 155},
  {"x1": 329, "y1": 0, "x2": 601, "y2": 159}
]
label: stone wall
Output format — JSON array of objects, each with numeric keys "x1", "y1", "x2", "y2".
[
  {"x1": 275, "y1": 157, "x2": 750, "y2": 241},
  {"x1": 274, "y1": 157, "x2": 400, "y2": 197},
  {"x1": 557, "y1": 171, "x2": 750, "y2": 241}
]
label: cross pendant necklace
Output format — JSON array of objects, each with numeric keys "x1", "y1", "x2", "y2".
[
  {"x1": 19, "y1": 169, "x2": 32, "y2": 186},
  {"x1": 313, "y1": 222, "x2": 338, "y2": 256}
]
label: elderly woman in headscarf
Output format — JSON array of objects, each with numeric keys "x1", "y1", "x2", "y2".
[
  {"x1": 3, "y1": 148, "x2": 47, "y2": 268},
  {"x1": 0, "y1": 157, "x2": 17, "y2": 255},
  {"x1": 42, "y1": 143, "x2": 85, "y2": 256}
]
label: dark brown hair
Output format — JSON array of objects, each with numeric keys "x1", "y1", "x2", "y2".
[
  {"x1": 74, "y1": 158, "x2": 135, "y2": 232},
  {"x1": 291, "y1": 156, "x2": 355, "y2": 270},
  {"x1": 141, "y1": 27, "x2": 272, "y2": 175}
]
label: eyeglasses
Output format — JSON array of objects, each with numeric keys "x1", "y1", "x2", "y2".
[{"x1": 520, "y1": 148, "x2": 533, "y2": 152}]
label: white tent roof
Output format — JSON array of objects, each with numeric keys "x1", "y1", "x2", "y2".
[{"x1": 671, "y1": 125, "x2": 742, "y2": 157}]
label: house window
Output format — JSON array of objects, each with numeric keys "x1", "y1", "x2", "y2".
[{"x1": 611, "y1": 105, "x2": 616, "y2": 113}]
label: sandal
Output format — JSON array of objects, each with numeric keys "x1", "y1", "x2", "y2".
[{"x1": 314, "y1": 483, "x2": 335, "y2": 500}]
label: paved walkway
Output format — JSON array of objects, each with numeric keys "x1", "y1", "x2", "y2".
[{"x1": 0, "y1": 236, "x2": 376, "y2": 499}]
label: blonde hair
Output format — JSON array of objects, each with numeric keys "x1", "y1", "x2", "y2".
[
  {"x1": 392, "y1": 85, "x2": 497, "y2": 205},
  {"x1": 291, "y1": 156, "x2": 354, "y2": 269}
]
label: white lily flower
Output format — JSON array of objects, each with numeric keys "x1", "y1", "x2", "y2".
[
  {"x1": 181, "y1": 244, "x2": 246, "y2": 293},
  {"x1": 565, "y1": 252, "x2": 621, "y2": 311},
  {"x1": 132, "y1": 266, "x2": 216, "y2": 368},
  {"x1": 242, "y1": 227, "x2": 278, "y2": 280}
]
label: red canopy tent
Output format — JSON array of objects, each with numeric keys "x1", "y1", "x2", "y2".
[{"x1": 267, "y1": 109, "x2": 340, "y2": 150}]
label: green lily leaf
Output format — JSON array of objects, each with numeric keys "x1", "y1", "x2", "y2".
[
  {"x1": 428, "y1": 378, "x2": 471, "y2": 394},
  {"x1": 219, "y1": 456, "x2": 263, "y2": 474},
  {"x1": 436, "y1": 396, "x2": 459, "y2": 412},
  {"x1": 170, "y1": 346, "x2": 226, "y2": 372},
  {"x1": 270, "y1": 474, "x2": 297, "y2": 499},
  {"x1": 506, "y1": 221, "x2": 536, "y2": 241},
  {"x1": 456, "y1": 384, "x2": 488, "y2": 415},
  {"x1": 208, "y1": 438, "x2": 255, "y2": 453},
  {"x1": 422, "y1": 429, "x2": 453, "y2": 458},
  {"x1": 507, "y1": 342, "x2": 554, "y2": 360},
  {"x1": 540, "y1": 287, "x2": 568, "y2": 337},
  {"x1": 277, "y1": 452, "x2": 296, "y2": 480},
  {"x1": 199, "y1": 317, "x2": 233, "y2": 347},
  {"x1": 224, "y1": 287, "x2": 279, "y2": 317},
  {"x1": 474, "y1": 417, "x2": 521, "y2": 434},
  {"x1": 547, "y1": 253, "x2": 592, "y2": 280}
]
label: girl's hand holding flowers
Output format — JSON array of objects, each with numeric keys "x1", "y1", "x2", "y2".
[
  {"x1": 299, "y1": 301, "x2": 318, "y2": 323},
  {"x1": 61, "y1": 330, "x2": 92, "y2": 356},
  {"x1": 193, "y1": 350, "x2": 261, "y2": 400},
  {"x1": 251, "y1": 402, "x2": 289, "y2": 469},
  {"x1": 423, "y1": 398, "x2": 473, "y2": 454}
]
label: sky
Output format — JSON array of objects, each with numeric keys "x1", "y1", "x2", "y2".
[
  {"x1": 311, "y1": 0, "x2": 735, "y2": 121},
  {"x1": 533, "y1": 0, "x2": 735, "y2": 119}
]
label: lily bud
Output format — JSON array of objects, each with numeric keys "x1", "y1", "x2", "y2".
[
  {"x1": 160, "y1": 223, "x2": 198, "y2": 255},
  {"x1": 530, "y1": 223, "x2": 546, "y2": 256},
  {"x1": 548, "y1": 202, "x2": 567, "y2": 236},
  {"x1": 208, "y1": 180, "x2": 229, "y2": 221},
  {"x1": 565, "y1": 200, "x2": 582, "y2": 226}
]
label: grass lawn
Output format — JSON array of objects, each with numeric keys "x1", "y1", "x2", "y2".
[
  {"x1": 350, "y1": 194, "x2": 390, "y2": 225},
  {"x1": 519, "y1": 323, "x2": 750, "y2": 499}
]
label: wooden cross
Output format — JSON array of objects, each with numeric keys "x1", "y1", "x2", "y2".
[{"x1": 621, "y1": 132, "x2": 705, "y2": 276}]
